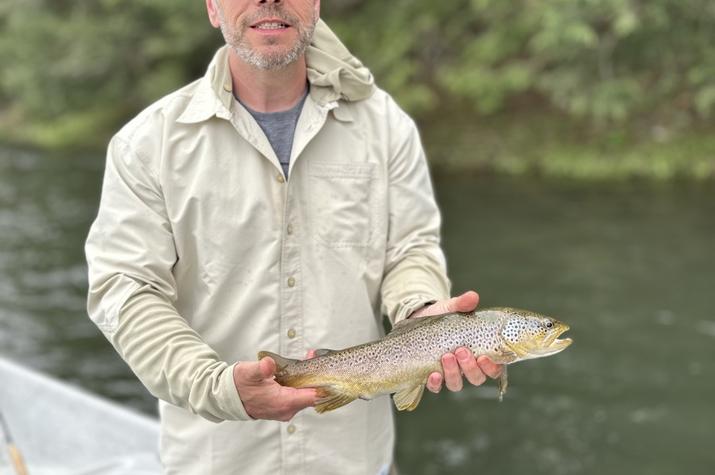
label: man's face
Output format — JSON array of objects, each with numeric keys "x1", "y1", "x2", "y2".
[{"x1": 208, "y1": 0, "x2": 320, "y2": 70}]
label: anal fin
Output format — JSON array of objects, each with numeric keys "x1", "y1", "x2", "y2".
[
  {"x1": 314, "y1": 387, "x2": 356, "y2": 414},
  {"x1": 393, "y1": 384, "x2": 425, "y2": 411}
]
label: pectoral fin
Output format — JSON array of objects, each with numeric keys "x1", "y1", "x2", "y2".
[
  {"x1": 393, "y1": 384, "x2": 426, "y2": 411},
  {"x1": 314, "y1": 387, "x2": 356, "y2": 414},
  {"x1": 498, "y1": 365, "x2": 508, "y2": 402}
]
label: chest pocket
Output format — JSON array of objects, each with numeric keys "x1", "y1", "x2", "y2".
[{"x1": 308, "y1": 162, "x2": 376, "y2": 248}]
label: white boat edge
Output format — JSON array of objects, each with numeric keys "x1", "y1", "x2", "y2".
[{"x1": 0, "y1": 356, "x2": 161, "y2": 474}]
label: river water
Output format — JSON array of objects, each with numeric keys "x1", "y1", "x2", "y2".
[{"x1": 1, "y1": 147, "x2": 714, "y2": 474}]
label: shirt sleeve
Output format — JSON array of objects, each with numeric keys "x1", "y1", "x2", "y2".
[
  {"x1": 380, "y1": 106, "x2": 451, "y2": 324},
  {"x1": 85, "y1": 135, "x2": 250, "y2": 422}
]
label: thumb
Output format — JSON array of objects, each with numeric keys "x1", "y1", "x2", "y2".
[
  {"x1": 241, "y1": 357, "x2": 276, "y2": 382},
  {"x1": 446, "y1": 291, "x2": 480, "y2": 313},
  {"x1": 259, "y1": 356, "x2": 277, "y2": 379},
  {"x1": 410, "y1": 291, "x2": 480, "y2": 318}
]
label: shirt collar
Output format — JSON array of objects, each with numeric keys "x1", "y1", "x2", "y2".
[
  {"x1": 177, "y1": 45, "x2": 353, "y2": 125},
  {"x1": 176, "y1": 46, "x2": 234, "y2": 124}
]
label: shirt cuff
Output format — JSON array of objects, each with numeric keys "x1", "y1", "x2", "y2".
[
  {"x1": 393, "y1": 295, "x2": 438, "y2": 325},
  {"x1": 218, "y1": 363, "x2": 252, "y2": 421}
]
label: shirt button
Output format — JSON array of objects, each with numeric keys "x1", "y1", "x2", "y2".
[
  {"x1": 287, "y1": 277, "x2": 296, "y2": 288},
  {"x1": 287, "y1": 328, "x2": 296, "y2": 339},
  {"x1": 276, "y1": 173, "x2": 285, "y2": 183},
  {"x1": 286, "y1": 223, "x2": 294, "y2": 235},
  {"x1": 287, "y1": 424, "x2": 296, "y2": 434}
]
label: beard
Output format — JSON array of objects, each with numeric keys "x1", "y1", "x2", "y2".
[{"x1": 216, "y1": 4, "x2": 317, "y2": 71}]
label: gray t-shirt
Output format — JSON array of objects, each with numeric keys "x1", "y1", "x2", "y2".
[{"x1": 239, "y1": 89, "x2": 308, "y2": 178}]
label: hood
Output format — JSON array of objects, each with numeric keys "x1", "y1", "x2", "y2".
[{"x1": 306, "y1": 19, "x2": 376, "y2": 103}]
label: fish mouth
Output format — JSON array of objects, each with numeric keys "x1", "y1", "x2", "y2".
[
  {"x1": 541, "y1": 323, "x2": 572, "y2": 355},
  {"x1": 503, "y1": 321, "x2": 573, "y2": 360}
]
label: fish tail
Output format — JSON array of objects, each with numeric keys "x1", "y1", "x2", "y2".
[
  {"x1": 257, "y1": 351, "x2": 299, "y2": 372},
  {"x1": 257, "y1": 351, "x2": 352, "y2": 412},
  {"x1": 257, "y1": 350, "x2": 311, "y2": 387}
]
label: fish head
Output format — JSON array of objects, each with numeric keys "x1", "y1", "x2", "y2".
[{"x1": 499, "y1": 309, "x2": 572, "y2": 360}]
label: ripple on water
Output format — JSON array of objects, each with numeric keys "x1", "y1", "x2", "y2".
[{"x1": 695, "y1": 320, "x2": 715, "y2": 337}]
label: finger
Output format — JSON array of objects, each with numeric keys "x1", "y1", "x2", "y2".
[
  {"x1": 476, "y1": 356, "x2": 504, "y2": 379},
  {"x1": 455, "y1": 347, "x2": 486, "y2": 386},
  {"x1": 442, "y1": 353, "x2": 463, "y2": 392},
  {"x1": 283, "y1": 386, "x2": 318, "y2": 411},
  {"x1": 426, "y1": 372, "x2": 443, "y2": 393}
]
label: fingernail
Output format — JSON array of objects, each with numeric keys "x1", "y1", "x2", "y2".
[{"x1": 456, "y1": 349, "x2": 469, "y2": 361}]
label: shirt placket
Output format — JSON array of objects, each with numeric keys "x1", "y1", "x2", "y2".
[
  {"x1": 227, "y1": 108, "x2": 307, "y2": 473},
  {"x1": 278, "y1": 100, "x2": 332, "y2": 475},
  {"x1": 279, "y1": 167, "x2": 305, "y2": 474}
]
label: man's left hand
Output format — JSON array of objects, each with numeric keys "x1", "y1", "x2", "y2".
[{"x1": 408, "y1": 290, "x2": 505, "y2": 393}]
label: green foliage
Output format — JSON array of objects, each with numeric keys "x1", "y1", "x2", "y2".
[
  {"x1": 327, "y1": 0, "x2": 715, "y2": 123},
  {"x1": 0, "y1": 0, "x2": 713, "y2": 180},
  {"x1": 0, "y1": 0, "x2": 222, "y2": 146}
]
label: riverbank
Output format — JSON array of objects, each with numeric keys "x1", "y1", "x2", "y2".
[
  {"x1": 2, "y1": 109, "x2": 713, "y2": 182},
  {"x1": 421, "y1": 108, "x2": 715, "y2": 182}
]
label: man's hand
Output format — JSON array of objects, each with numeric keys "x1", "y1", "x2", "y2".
[
  {"x1": 408, "y1": 290, "x2": 505, "y2": 394},
  {"x1": 233, "y1": 357, "x2": 317, "y2": 421}
]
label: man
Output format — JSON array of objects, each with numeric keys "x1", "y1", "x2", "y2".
[{"x1": 85, "y1": 0, "x2": 503, "y2": 473}]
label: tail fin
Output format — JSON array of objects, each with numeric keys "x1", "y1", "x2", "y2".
[
  {"x1": 257, "y1": 351, "x2": 299, "y2": 372},
  {"x1": 258, "y1": 351, "x2": 311, "y2": 387}
]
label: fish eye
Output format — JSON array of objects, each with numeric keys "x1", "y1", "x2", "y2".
[{"x1": 546, "y1": 321, "x2": 553, "y2": 328}]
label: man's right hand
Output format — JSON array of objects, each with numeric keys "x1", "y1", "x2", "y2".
[{"x1": 233, "y1": 357, "x2": 317, "y2": 421}]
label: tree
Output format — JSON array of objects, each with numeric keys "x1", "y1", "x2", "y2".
[{"x1": 1, "y1": 0, "x2": 713, "y2": 148}]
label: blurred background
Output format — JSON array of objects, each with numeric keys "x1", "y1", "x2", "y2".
[{"x1": 1, "y1": 1, "x2": 714, "y2": 474}]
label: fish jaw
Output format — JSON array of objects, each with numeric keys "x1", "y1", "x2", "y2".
[
  {"x1": 541, "y1": 322, "x2": 573, "y2": 355},
  {"x1": 534, "y1": 334, "x2": 573, "y2": 357},
  {"x1": 506, "y1": 322, "x2": 573, "y2": 361}
]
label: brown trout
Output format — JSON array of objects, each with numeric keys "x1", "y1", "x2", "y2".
[{"x1": 258, "y1": 307, "x2": 572, "y2": 413}]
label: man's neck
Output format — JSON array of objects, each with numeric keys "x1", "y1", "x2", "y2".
[{"x1": 228, "y1": 52, "x2": 308, "y2": 113}]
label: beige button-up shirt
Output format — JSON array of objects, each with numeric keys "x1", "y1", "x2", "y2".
[{"x1": 86, "y1": 22, "x2": 450, "y2": 475}]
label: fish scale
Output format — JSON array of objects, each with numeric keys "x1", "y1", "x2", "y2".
[{"x1": 258, "y1": 307, "x2": 572, "y2": 413}]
